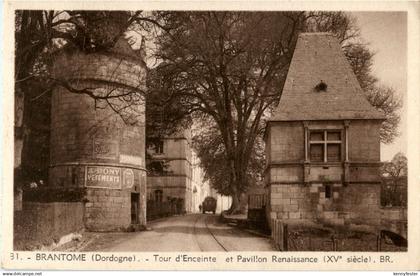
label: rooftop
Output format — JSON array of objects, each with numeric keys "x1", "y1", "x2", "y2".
[{"x1": 269, "y1": 32, "x2": 385, "y2": 121}]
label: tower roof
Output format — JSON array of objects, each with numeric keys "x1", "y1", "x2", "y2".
[
  {"x1": 269, "y1": 32, "x2": 385, "y2": 121},
  {"x1": 109, "y1": 37, "x2": 147, "y2": 67}
]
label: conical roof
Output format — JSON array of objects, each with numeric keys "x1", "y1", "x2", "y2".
[
  {"x1": 270, "y1": 33, "x2": 385, "y2": 121},
  {"x1": 109, "y1": 37, "x2": 147, "y2": 66}
]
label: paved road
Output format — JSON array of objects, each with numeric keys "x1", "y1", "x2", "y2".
[{"x1": 81, "y1": 214, "x2": 274, "y2": 251}]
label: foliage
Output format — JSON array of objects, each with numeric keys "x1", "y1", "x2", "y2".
[
  {"x1": 193, "y1": 121, "x2": 265, "y2": 196},
  {"x1": 381, "y1": 184, "x2": 407, "y2": 207},
  {"x1": 367, "y1": 86, "x2": 402, "y2": 143},
  {"x1": 151, "y1": 11, "x2": 403, "y2": 212},
  {"x1": 381, "y1": 152, "x2": 407, "y2": 179},
  {"x1": 380, "y1": 152, "x2": 407, "y2": 207},
  {"x1": 14, "y1": 10, "x2": 158, "y2": 184},
  {"x1": 15, "y1": 11, "x2": 403, "y2": 212},
  {"x1": 146, "y1": 68, "x2": 193, "y2": 137},
  {"x1": 151, "y1": 11, "x2": 305, "y2": 212},
  {"x1": 22, "y1": 187, "x2": 86, "y2": 203},
  {"x1": 145, "y1": 151, "x2": 172, "y2": 176}
]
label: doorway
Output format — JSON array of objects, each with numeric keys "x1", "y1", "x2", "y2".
[{"x1": 131, "y1": 193, "x2": 140, "y2": 224}]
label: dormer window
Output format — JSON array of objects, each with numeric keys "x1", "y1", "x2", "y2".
[{"x1": 315, "y1": 80, "x2": 327, "y2": 92}]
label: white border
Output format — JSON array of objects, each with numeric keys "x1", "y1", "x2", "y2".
[{"x1": 1, "y1": 1, "x2": 419, "y2": 271}]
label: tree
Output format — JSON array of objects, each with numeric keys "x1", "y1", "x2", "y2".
[
  {"x1": 14, "y1": 10, "x2": 158, "y2": 184},
  {"x1": 367, "y1": 85, "x2": 402, "y2": 143},
  {"x1": 193, "y1": 125, "x2": 232, "y2": 197},
  {"x1": 151, "y1": 11, "x2": 403, "y2": 213},
  {"x1": 145, "y1": 67, "x2": 193, "y2": 138},
  {"x1": 305, "y1": 11, "x2": 402, "y2": 144},
  {"x1": 192, "y1": 119, "x2": 265, "y2": 198},
  {"x1": 380, "y1": 152, "x2": 407, "y2": 206},
  {"x1": 381, "y1": 152, "x2": 407, "y2": 180},
  {"x1": 151, "y1": 11, "x2": 305, "y2": 213},
  {"x1": 15, "y1": 11, "x2": 403, "y2": 213}
]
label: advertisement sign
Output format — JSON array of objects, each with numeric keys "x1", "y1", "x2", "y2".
[{"x1": 85, "y1": 166, "x2": 121, "y2": 189}]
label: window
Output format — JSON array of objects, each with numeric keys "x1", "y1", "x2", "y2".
[
  {"x1": 146, "y1": 160, "x2": 171, "y2": 176},
  {"x1": 309, "y1": 130, "x2": 342, "y2": 162},
  {"x1": 154, "y1": 139, "x2": 164, "y2": 154},
  {"x1": 154, "y1": 190, "x2": 163, "y2": 203},
  {"x1": 325, "y1": 184, "x2": 332, "y2": 199},
  {"x1": 147, "y1": 138, "x2": 164, "y2": 155}
]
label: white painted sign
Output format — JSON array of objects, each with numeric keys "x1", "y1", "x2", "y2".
[
  {"x1": 120, "y1": 154, "x2": 143, "y2": 166},
  {"x1": 123, "y1": 169, "x2": 135, "y2": 188}
]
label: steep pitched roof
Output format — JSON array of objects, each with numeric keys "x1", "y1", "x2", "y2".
[{"x1": 269, "y1": 33, "x2": 385, "y2": 121}]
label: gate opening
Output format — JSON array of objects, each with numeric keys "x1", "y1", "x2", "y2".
[{"x1": 131, "y1": 193, "x2": 140, "y2": 224}]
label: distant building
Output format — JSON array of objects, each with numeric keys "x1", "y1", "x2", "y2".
[
  {"x1": 209, "y1": 189, "x2": 232, "y2": 214},
  {"x1": 147, "y1": 129, "x2": 210, "y2": 214},
  {"x1": 265, "y1": 33, "x2": 385, "y2": 230}
]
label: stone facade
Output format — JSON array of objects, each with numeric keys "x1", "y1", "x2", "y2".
[
  {"x1": 14, "y1": 202, "x2": 84, "y2": 250},
  {"x1": 191, "y1": 152, "x2": 212, "y2": 213},
  {"x1": 147, "y1": 130, "x2": 194, "y2": 213},
  {"x1": 49, "y1": 39, "x2": 147, "y2": 231},
  {"x1": 265, "y1": 33, "x2": 385, "y2": 231}
]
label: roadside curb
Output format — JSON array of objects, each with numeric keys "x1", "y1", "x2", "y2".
[
  {"x1": 220, "y1": 211, "x2": 271, "y2": 239},
  {"x1": 241, "y1": 228, "x2": 271, "y2": 239}
]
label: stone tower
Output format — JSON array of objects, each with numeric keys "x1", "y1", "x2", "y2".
[
  {"x1": 265, "y1": 33, "x2": 385, "y2": 230},
  {"x1": 50, "y1": 39, "x2": 147, "y2": 231}
]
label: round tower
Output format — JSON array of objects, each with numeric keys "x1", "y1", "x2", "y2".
[{"x1": 49, "y1": 39, "x2": 147, "y2": 231}]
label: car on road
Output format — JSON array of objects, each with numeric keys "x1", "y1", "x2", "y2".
[{"x1": 202, "y1": 196, "x2": 217, "y2": 214}]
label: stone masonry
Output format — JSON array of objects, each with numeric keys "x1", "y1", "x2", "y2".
[
  {"x1": 265, "y1": 33, "x2": 385, "y2": 231},
  {"x1": 147, "y1": 129, "x2": 194, "y2": 213},
  {"x1": 50, "y1": 39, "x2": 147, "y2": 231}
]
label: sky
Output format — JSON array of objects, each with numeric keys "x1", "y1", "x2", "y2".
[
  {"x1": 351, "y1": 12, "x2": 407, "y2": 161},
  {"x1": 133, "y1": 11, "x2": 408, "y2": 162}
]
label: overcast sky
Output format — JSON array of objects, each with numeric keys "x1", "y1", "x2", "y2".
[{"x1": 351, "y1": 12, "x2": 407, "y2": 161}]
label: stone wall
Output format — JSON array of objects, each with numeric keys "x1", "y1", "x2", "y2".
[
  {"x1": 381, "y1": 207, "x2": 407, "y2": 239},
  {"x1": 14, "y1": 202, "x2": 84, "y2": 250},
  {"x1": 268, "y1": 183, "x2": 381, "y2": 229},
  {"x1": 163, "y1": 160, "x2": 190, "y2": 175},
  {"x1": 349, "y1": 120, "x2": 381, "y2": 161},
  {"x1": 84, "y1": 168, "x2": 147, "y2": 231},
  {"x1": 270, "y1": 166, "x2": 303, "y2": 183},
  {"x1": 165, "y1": 138, "x2": 189, "y2": 160},
  {"x1": 147, "y1": 175, "x2": 193, "y2": 213},
  {"x1": 266, "y1": 120, "x2": 382, "y2": 230},
  {"x1": 268, "y1": 122, "x2": 304, "y2": 163},
  {"x1": 148, "y1": 176, "x2": 189, "y2": 199},
  {"x1": 269, "y1": 184, "x2": 313, "y2": 222},
  {"x1": 50, "y1": 52, "x2": 146, "y2": 172}
]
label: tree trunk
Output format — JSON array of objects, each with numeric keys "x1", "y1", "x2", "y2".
[
  {"x1": 14, "y1": 87, "x2": 25, "y2": 170},
  {"x1": 228, "y1": 192, "x2": 240, "y2": 214},
  {"x1": 227, "y1": 185, "x2": 246, "y2": 215},
  {"x1": 19, "y1": 82, "x2": 35, "y2": 182}
]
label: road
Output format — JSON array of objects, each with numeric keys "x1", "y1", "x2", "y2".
[{"x1": 80, "y1": 214, "x2": 274, "y2": 251}]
